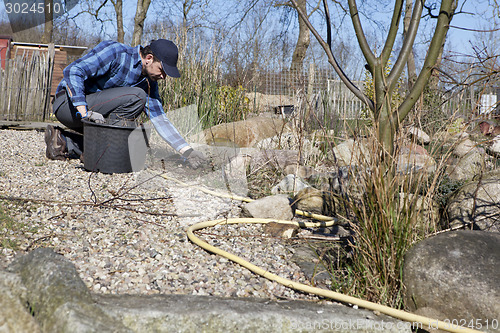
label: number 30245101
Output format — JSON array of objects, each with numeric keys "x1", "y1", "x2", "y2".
[{"x1": 5, "y1": 2, "x2": 62, "y2": 14}]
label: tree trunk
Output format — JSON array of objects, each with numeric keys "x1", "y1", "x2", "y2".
[
  {"x1": 113, "y1": 0, "x2": 124, "y2": 43},
  {"x1": 290, "y1": 0, "x2": 310, "y2": 73},
  {"x1": 42, "y1": 0, "x2": 53, "y2": 44},
  {"x1": 132, "y1": 0, "x2": 152, "y2": 46},
  {"x1": 373, "y1": 60, "x2": 396, "y2": 157},
  {"x1": 403, "y1": 0, "x2": 417, "y2": 90},
  {"x1": 291, "y1": 0, "x2": 456, "y2": 160}
]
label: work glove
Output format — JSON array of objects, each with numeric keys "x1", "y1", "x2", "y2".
[
  {"x1": 83, "y1": 111, "x2": 105, "y2": 124},
  {"x1": 182, "y1": 148, "x2": 207, "y2": 169}
]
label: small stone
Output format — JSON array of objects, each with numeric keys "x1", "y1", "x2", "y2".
[
  {"x1": 240, "y1": 194, "x2": 293, "y2": 220},
  {"x1": 264, "y1": 222, "x2": 298, "y2": 239}
]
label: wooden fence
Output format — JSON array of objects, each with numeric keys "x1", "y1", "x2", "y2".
[{"x1": 0, "y1": 46, "x2": 55, "y2": 121}]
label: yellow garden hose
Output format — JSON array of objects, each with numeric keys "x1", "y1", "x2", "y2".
[{"x1": 160, "y1": 173, "x2": 482, "y2": 333}]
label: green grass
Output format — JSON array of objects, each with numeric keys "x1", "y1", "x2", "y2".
[
  {"x1": 157, "y1": 39, "x2": 250, "y2": 131},
  {"x1": 0, "y1": 200, "x2": 39, "y2": 251},
  {"x1": 307, "y1": 112, "x2": 500, "y2": 309},
  {"x1": 282, "y1": 108, "x2": 463, "y2": 309},
  {"x1": 0, "y1": 201, "x2": 21, "y2": 250}
]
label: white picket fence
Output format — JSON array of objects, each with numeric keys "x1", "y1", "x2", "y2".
[{"x1": 245, "y1": 68, "x2": 492, "y2": 124}]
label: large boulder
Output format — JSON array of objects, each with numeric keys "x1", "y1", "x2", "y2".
[
  {"x1": 403, "y1": 231, "x2": 500, "y2": 328},
  {"x1": 193, "y1": 116, "x2": 287, "y2": 148},
  {"x1": 445, "y1": 138, "x2": 485, "y2": 181},
  {"x1": 407, "y1": 126, "x2": 431, "y2": 145},
  {"x1": 446, "y1": 150, "x2": 485, "y2": 181},
  {"x1": 292, "y1": 187, "x2": 325, "y2": 215},
  {"x1": 7, "y1": 248, "x2": 132, "y2": 333},
  {"x1": 452, "y1": 138, "x2": 477, "y2": 158},
  {"x1": 0, "y1": 247, "x2": 414, "y2": 333},
  {"x1": 331, "y1": 139, "x2": 372, "y2": 167},
  {"x1": 486, "y1": 135, "x2": 500, "y2": 157},
  {"x1": 291, "y1": 186, "x2": 343, "y2": 218},
  {"x1": 396, "y1": 144, "x2": 436, "y2": 174},
  {"x1": 447, "y1": 169, "x2": 500, "y2": 232},
  {"x1": 0, "y1": 271, "x2": 41, "y2": 332},
  {"x1": 96, "y1": 293, "x2": 410, "y2": 333}
]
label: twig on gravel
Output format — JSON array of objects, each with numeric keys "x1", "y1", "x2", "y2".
[
  {"x1": 101, "y1": 204, "x2": 177, "y2": 217},
  {"x1": 0, "y1": 194, "x2": 177, "y2": 216},
  {"x1": 130, "y1": 216, "x2": 171, "y2": 228},
  {"x1": 25, "y1": 235, "x2": 55, "y2": 252}
]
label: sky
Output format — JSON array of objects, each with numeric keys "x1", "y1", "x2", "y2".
[
  {"x1": 445, "y1": 0, "x2": 499, "y2": 55},
  {"x1": 0, "y1": 0, "x2": 498, "y2": 61}
]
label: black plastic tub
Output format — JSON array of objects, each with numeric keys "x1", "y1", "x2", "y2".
[{"x1": 82, "y1": 119, "x2": 151, "y2": 174}]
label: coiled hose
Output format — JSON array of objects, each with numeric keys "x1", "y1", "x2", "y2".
[{"x1": 160, "y1": 173, "x2": 482, "y2": 333}]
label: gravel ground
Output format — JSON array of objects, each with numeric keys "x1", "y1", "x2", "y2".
[{"x1": 0, "y1": 128, "x2": 321, "y2": 301}]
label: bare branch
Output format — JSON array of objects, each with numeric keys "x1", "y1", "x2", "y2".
[
  {"x1": 422, "y1": 3, "x2": 439, "y2": 19},
  {"x1": 380, "y1": 0, "x2": 404, "y2": 65},
  {"x1": 308, "y1": 0, "x2": 322, "y2": 18},
  {"x1": 387, "y1": 0, "x2": 423, "y2": 91},
  {"x1": 67, "y1": 0, "x2": 111, "y2": 36},
  {"x1": 323, "y1": 0, "x2": 332, "y2": 50},
  {"x1": 397, "y1": 0, "x2": 457, "y2": 123},
  {"x1": 289, "y1": 0, "x2": 373, "y2": 109},
  {"x1": 347, "y1": 0, "x2": 376, "y2": 69},
  {"x1": 449, "y1": 25, "x2": 500, "y2": 32},
  {"x1": 229, "y1": 0, "x2": 260, "y2": 30}
]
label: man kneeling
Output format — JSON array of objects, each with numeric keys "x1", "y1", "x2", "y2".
[{"x1": 46, "y1": 39, "x2": 206, "y2": 169}]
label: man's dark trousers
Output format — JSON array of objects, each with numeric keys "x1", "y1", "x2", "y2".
[{"x1": 52, "y1": 87, "x2": 148, "y2": 158}]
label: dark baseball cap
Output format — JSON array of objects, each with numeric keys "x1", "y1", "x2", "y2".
[{"x1": 149, "y1": 39, "x2": 181, "y2": 78}]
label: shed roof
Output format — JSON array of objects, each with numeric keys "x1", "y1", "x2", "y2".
[{"x1": 11, "y1": 42, "x2": 87, "y2": 56}]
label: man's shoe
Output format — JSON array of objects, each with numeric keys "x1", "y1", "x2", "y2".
[{"x1": 45, "y1": 125, "x2": 67, "y2": 160}]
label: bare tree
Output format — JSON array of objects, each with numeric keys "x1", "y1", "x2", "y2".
[
  {"x1": 275, "y1": 0, "x2": 322, "y2": 72},
  {"x1": 403, "y1": 0, "x2": 417, "y2": 90},
  {"x1": 65, "y1": 0, "x2": 147, "y2": 45},
  {"x1": 289, "y1": 0, "x2": 309, "y2": 72},
  {"x1": 132, "y1": 0, "x2": 152, "y2": 46},
  {"x1": 111, "y1": 0, "x2": 124, "y2": 43},
  {"x1": 291, "y1": 0, "x2": 458, "y2": 158},
  {"x1": 66, "y1": 0, "x2": 113, "y2": 39}
]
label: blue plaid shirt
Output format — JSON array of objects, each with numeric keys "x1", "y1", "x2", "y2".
[{"x1": 56, "y1": 40, "x2": 189, "y2": 152}]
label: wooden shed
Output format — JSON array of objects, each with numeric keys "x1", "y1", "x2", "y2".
[
  {"x1": 9, "y1": 41, "x2": 87, "y2": 96},
  {"x1": 0, "y1": 35, "x2": 13, "y2": 70}
]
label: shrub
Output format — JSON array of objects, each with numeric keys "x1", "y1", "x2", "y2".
[
  {"x1": 157, "y1": 39, "x2": 249, "y2": 130},
  {"x1": 318, "y1": 128, "x2": 446, "y2": 308}
]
